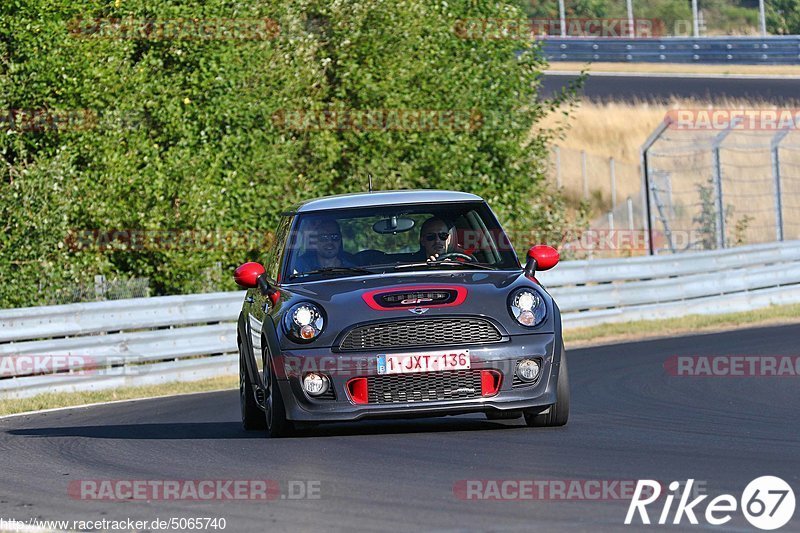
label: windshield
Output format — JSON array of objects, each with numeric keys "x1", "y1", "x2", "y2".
[{"x1": 283, "y1": 202, "x2": 520, "y2": 281}]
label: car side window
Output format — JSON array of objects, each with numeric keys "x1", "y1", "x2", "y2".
[{"x1": 266, "y1": 216, "x2": 292, "y2": 282}]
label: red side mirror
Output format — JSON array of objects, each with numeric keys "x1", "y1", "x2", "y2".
[
  {"x1": 528, "y1": 245, "x2": 559, "y2": 271},
  {"x1": 234, "y1": 262, "x2": 266, "y2": 288}
]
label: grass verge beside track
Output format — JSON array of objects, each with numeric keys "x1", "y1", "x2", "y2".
[
  {"x1": 1, "y1": 303, "x2": 798, "y2": 417},
  {"x1": 546, "y1": 62, "x2": 800, "y2": 77},
  {"x1": 566, "y1": 303, "x2": 800, "y2": 347},
  {"x1": 0, "y1": 375, "x2": 236, "y2": 418}
]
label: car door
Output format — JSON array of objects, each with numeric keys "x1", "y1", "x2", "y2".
[{"x1": 248, "y1": 215, "x2": 292, "y2": 380}]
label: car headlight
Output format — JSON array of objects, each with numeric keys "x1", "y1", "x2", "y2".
[
  {"x1": 284, "y1": 302, "x2": 325, "y2": 342},
  {"x1": 509, "y1": 288, "x2": 546, "y2": 327}
]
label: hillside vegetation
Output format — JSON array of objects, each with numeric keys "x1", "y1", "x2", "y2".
[{"x1": 0, "y1": 0, "x2": 579, "y2": 308}]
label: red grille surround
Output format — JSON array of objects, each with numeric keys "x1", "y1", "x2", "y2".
[{"x1": 362, "y1": 285, "x2": 467, "y2": 311}]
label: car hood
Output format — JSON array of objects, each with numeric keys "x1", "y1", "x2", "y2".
[
  {"x1": 278, "y1": 269, "x2": 556, "y2": 346},
  {"x1": 285, "y1": 269, "x2": 525, "y2": 299}
]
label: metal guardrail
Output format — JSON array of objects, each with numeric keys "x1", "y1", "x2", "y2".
[
  {"x1": 542, "y1": 36, "x2": 800, "y2": 64},
  {"x1": 2, "y1": 240, "x2": 800, "y2": 398}
]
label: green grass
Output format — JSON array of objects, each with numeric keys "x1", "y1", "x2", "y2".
[
  {"x1": 0, "y1": 375, "x2": 237, "y2": 417},
  {"x1": 2, "y1": 303, "x2": 799, "y2": 417},
  {"x1": 566, "y1": 303, "x2": 800, "y2": 346}
]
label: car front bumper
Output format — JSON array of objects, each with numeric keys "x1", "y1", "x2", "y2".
[{"x1": 273, "y1": 333, "x2": 562, "y2": 422}]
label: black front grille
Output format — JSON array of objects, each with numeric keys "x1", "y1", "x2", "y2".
[
  {"x1": 315, "y1": 387, "x2": 336, "y2": 400},
  {"x1": 339, "y1": 317, "x2": 503, "y2": 351},
  {"x1": 367, "y1": 370, "x2": 483, "y2": 404}
]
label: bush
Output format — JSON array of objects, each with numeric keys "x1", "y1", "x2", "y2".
[
  {"x1": 767, "y1": 0, "x2": 800, "y2": 34},
  {"x1": 0, "y1": 0, "x2": 575, "y2": 308}
]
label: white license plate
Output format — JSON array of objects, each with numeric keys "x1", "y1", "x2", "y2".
[{"x1": 376, "y1": 350, "x2": 470, "y2": 375}]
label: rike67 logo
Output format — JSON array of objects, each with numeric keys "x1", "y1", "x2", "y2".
[{"x1": 626, "y1": 477, "x2": 795, "y2": 530}]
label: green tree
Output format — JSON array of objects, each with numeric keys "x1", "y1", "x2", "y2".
[
  {"x1": 767, "y1": 0, "x2": 800, "y2": 34},
  {"x1": 0, "y1": 0, "x2": 574, "y2": 308}
]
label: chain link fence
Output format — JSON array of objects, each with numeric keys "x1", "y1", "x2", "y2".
[
  {"x1": 643, "y1": 121, "x2": 800, "y2": 254},
  {"x1": 547, "y1": 117, "x2": 800, "y2": 258},
  {"x1": 547, "y1": 146, "x2": 648, "y2": 259}
]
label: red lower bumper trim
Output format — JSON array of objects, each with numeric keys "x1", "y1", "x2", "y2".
[
  {"x1": 480, "y1": 370, "x2": 502, "y2": 397},
  {"x1": 347, "y1": 377, "x2": 369, "y2": 404}
]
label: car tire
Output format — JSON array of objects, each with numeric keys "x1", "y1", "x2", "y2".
[
  {"x1": 240, "y1": 341, "x2": 266, "y2": 431},
  {"x1": 264, "y1": 348, "x2": 295, "y2": 438},
  {"x1": 524, "y1": 349, "x2": 569, "y2": 428}
]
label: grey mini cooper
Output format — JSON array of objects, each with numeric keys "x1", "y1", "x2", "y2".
[{"x1": 234, "y1": 190, "x2": 568, "y2": 437}]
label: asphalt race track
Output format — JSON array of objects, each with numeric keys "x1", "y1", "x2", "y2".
[
  {"x1": 541, "y1": 73, "x2": 800, "y2": 104},
  {"x1": 1, "y1": 324, "x2": 798, "y2": 532}
]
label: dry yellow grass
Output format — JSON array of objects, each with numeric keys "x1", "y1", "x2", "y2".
[
  {"x1": 534, "y1": 99, "x2": 800, "y2": 224},
  {"x1": 535, "y1": 100, "x2": 666, "y2": 205},
  {"x1": 547, "y1": 62, "x2": 800, "y2": 77},
  {"x1": 541, "y1": 100, "x2": 666, "y2": 162},
  {"x1": 566, "y1": 303, "x2": 800, "y2": 348}
]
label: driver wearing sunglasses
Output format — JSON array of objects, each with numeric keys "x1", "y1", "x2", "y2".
[{"x1": 419, "y1": 217, "x2": 455, "y2": 261}]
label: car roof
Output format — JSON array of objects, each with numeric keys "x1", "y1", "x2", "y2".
[{"x1": 286, "y1": 190, "x2": 485, "y2": 214}]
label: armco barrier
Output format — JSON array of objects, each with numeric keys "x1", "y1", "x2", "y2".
[
  {"x1": 1, "y1": 240, "x2": 799, "y2": 399},
  {"x1": 541, "y1": 36, "x2": 800, "y2": 64}
]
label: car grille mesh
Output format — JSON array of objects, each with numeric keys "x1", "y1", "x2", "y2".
[
  {"x1": 339, "y1": 318, "x2": 503, "y2": 351},
  {"x1": 367, "y1": 370, "x2": 483, "y2": 404}
]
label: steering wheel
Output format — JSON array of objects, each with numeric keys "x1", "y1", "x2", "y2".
[{"x1": 435, "y1": 252, "x2": 476, "y2": 263}]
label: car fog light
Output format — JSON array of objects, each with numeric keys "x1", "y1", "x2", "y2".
[
  {"x1": 517, "y1": 359, "x2": 541, "y2": 382},
  {"x1": 518, "y1": 310, "x2": 536, "y2": 326},
  {"x1": 303, "y1": 373, "x2": 329, "y2": 396},
  {"x1": 300, "y1": 324, "x2": 316, "y2": 339}
]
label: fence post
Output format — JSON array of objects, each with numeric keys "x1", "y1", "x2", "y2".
[
  {"x1": 711, "y1": 145, "x2": 726, "y2": 249},
  {"x1": 639, "y1": 118, "x2": 672, "y2": 255},
  {"x1": 609, "y1": 157, "x2": 617, "y2": 211},
  {"x1": 626, "y1": 0, "x2": 635, "y2": 38},
  {"x1": 709, "y1": 117, "x2": 744, "y2": 249},
  {"x1": 94, "y1": 275, "x2": 106, "y2": 301},
  {"x1": 581, "y1": 150, "x2": 588, "y2": 200},
  {"x1": 770, "y1": 127, "x2": 792, "y2": 242},
  {"x1": 627, "y1": 196, "x2": 634, "y2": 231}
]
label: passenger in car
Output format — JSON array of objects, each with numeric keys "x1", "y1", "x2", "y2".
[{"x1": 294, "y1": 219, "x2": 355, "y2": 272}]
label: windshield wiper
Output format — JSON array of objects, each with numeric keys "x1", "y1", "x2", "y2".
[
  {"x1": 288, "y1": 266, "x2": 375, "y2": 280},
  {"x1": 392, "y1": 261, "x2": 496, "y2": 271}
]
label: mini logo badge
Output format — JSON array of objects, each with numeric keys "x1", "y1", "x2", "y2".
[{"x1": 409, "y1": 307, "x2": 429, "y2": 315}]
